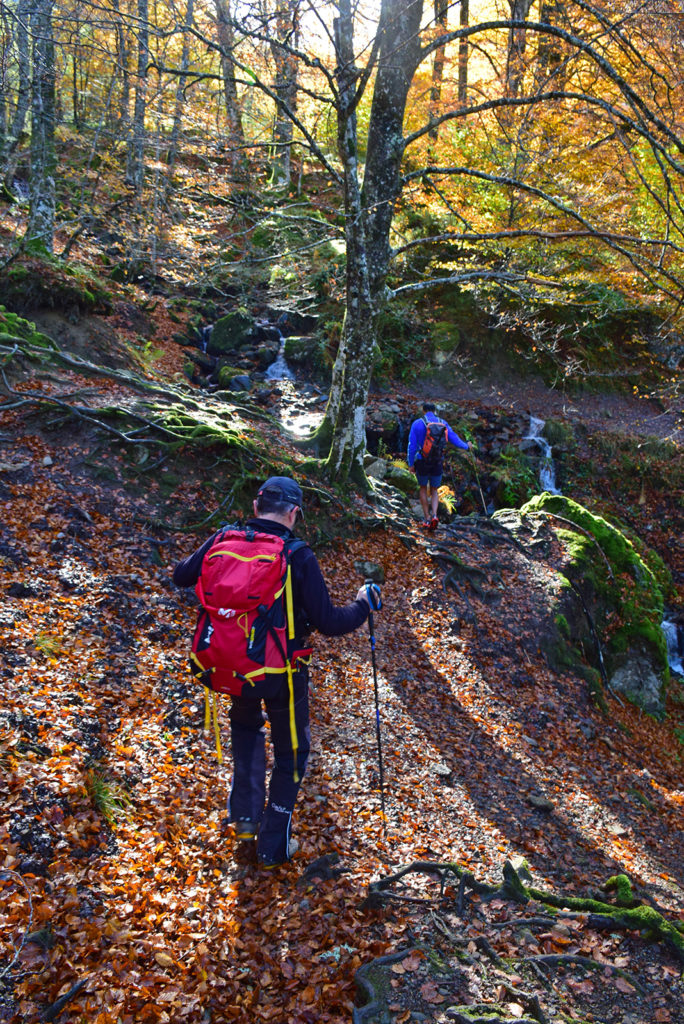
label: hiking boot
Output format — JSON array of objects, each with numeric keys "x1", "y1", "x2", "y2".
[
  {"x1": 233, "y1": 819, "x2": 258, "y2": 841},
  {"x1": 428, "y1": 516, "x2": 439, "y2": 531},
  {"x1": 421, "y1": 518, "x2": 431, "y2": 529},
  {"x1": 259, "y1": 838, "x2": 299, "y2": 869}
]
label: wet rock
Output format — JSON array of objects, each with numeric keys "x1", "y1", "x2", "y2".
[
  {"x1": 267, "y1": 308, "x2": 319, "y2": 336},
  {"x1": 609, "y1": 646, "x2": 665, "y2": 719},
  {"x1": 229, "y1": 374, "x2": 251, "y2": 391},
  {"x1": 365, "y1": 459, "x2": 387, "y2": 481},
  {"x1": 353, "y1": 560, "x2": 385, "y2": 583},
  {"x1": 527, "y1": 793, "x2": 554, "y2": 812},
  {"x1": 255, "y1": 343, "x2": 280, "y2": 369},
  {"x1": 283, "y1": 335, "x2": 321, "y2": 365}
]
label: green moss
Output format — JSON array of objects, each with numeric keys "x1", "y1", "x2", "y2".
[
  {"x1": 555, "y1": 613, "x2": 570, "y2": 638},
  {"x1": 491, "y1": 446, "x2": 538, "y2": 507},
  {"x1": 0, "y1": 306, "x2": 55, "y2": 348},
  {"x1": 0, "y1": 254, "x2": 112, "y2": 314},
  {"x1": 605, "y1": 874, "x2": 634, "y2": 906},
  {"x1": 210, "y1": 308, "x2": 254, "y2": 353},
  {"x1": 522, "y1": 493, "x2": 669, "y2": 676},
  {"x1": 217, "y1": 365, "x2": 244, "y2": 388},
  {"x1": 543, "y1": 419, "x2": 576, "y2": 448}
]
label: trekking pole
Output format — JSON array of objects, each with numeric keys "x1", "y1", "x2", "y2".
[
  {"x1": 364, "y1": 580, "x2": 387, "y2": 839},
  {"x1": 469, "y1": 448, "x2": 488, "y2": 517}
]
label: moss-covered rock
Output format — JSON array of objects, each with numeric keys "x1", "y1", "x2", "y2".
[
  {"x1": 217, "y1": 364, "x2": 246, "y2": 388},
  {"x1": 0, "y1": 306, "x2": 54, "y2": 348},
  {"x1": 520, "y1": 493, "x2": 670, "y2": 716},
  {"x1": 385, "y1": 463, "x2": 417, "y2": 496},
  {"x1": 208, "y1": 308, "x2": 255, "y2": 354},
  {"x1": 0, "y1": 255, "x2": 112, "y2": 315},
  {"x1": 283, "y1": 334, "x2": 324, "y2": 369}
]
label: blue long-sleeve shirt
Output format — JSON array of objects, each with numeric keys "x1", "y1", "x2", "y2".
[{"x1": 407, "y1": 412, "x2": 469, "y2": 468}]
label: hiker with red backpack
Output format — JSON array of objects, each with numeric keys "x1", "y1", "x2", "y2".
[
  {"x1": 172, "y1": 476, "x2": 380, "y2": 868},
  {"x1": 407, "y1": 403, "x2": 472, "y2": 530}
]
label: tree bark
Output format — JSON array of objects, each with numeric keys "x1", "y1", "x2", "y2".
[
  {"x1": 111, "y1": 0, "x2": 131, "y2": 130},
  {"x1": 458, "y1": 0, "x2": 469, "y2": 106},
  {"x1": 506, "y1": 0, "x2": 534, "y2": 98},
  {"x1": 27, "y1": 0, "x2": 56, "y2": 252},
  {"x1": 167, "y1": 0, "x2": 194, "y2": 177},
  {"x1": 269, "y1": 0, "x2": 300, "y2": 187},
  {"x1": 213, "y1": 0, "x2": 246, "y2": 169},
  {"x1": 321, "y1": 0, "x2": 424, "y2": 483},
  {"x1": 1, "y1": 0, "x2": 31, "y2": 187},
  {"x1": 125, "y1": 0, "x2": 149, "y2": 196},
  {"x1": 428, "y1": 0, "x2": 448, "y2": 141}
]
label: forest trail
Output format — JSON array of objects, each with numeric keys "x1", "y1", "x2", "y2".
[
  {"x1": 1, "y1": 361, "x2": 683, "y2": 1023},
  {"x1": 394, "y1": 373, "x2": 683, "y2": 446}
]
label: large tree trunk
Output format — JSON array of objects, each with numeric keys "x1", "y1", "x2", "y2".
[
  {"x1": 321, "y1": 0, "x2": 424, "y2": 483},
  {"x1": 506, "y1": 0, "x2": 534, "y2": 98},
  {"x1": 167, "y1": 0, "x2": 194, "y2": 177},
  {"x1": 213, "y1": 0, "x2": 246, "y2": 170},
  {"x1": 1, "y1": 0, "x2": 31, "y2": 188},
  {"x1": 428, "y1": 0, "x2": 448, "y2": 142},
  {"x1": 269, "y1": 0, "x2": 299, "y2": 187},
  {"x1": 27, "y1": 0, "x2": 56, "y2": 251},
  {"x1": 125, "y1": 0, "x2": 149, "y2": 196}
]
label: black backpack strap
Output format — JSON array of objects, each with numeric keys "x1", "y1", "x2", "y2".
[{"x1": 282, "y1": 537, "x2": 307, "y2": 560}]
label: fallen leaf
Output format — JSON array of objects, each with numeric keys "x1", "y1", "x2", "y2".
[
  {"x1": 419, "y1": 980, "x2": 445, "y2": 1005},
  {"x1": 154, "y1": 952, "x2": 175, "y2": 968}
]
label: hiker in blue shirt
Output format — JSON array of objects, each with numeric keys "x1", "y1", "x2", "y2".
[{"x1": 407, "y1": 403, "x2": 471, "y2": 529}]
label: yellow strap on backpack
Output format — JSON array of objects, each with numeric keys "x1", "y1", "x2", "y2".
[{"x1": 203, "y1": 686, "x2": 223, "y2": 763}]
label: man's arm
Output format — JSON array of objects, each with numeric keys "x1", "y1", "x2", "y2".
[
  {"x1": 293, "y1": 547, "x2": 369, "y2": 636},
  {"x1": 446, "y1": 423, "x2": 470, "y2": 452},
  {"x1": 407, "y1": 418, "x2": 425, "y2": 468},
  {"x1": 172, "y1": 531, "x2": 219, "y2": 588}
]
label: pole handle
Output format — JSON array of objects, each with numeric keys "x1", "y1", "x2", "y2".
[{"x1": 364, "y1": 580, "x2": 382, "y2": 610}]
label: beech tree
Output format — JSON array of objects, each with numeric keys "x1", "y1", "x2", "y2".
[
  {"x1": 125, "y1": 0, "x2": 149, "y2": 196},
  {"x1": 0, "y1": 0, "x2": 31, "y2": 188},
  {"x1": 26, "y1": 0, "x2": 56, "y2": 250}
]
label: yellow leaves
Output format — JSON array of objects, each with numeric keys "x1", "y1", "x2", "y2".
[{"x1": 154, "y1": 951, "x2": 175, "y2": 969}]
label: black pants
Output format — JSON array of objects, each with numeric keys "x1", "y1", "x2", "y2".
[{"x1": 228, "y1": 666, "x2": 310, "y2": 863}]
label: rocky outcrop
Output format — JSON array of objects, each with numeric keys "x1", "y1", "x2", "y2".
[{"x1": 495, "y1": 494, "x2": 671, "y2": 717}]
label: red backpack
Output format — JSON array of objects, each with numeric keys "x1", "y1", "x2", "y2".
[{"x1": 189, "y1": 527, "x2": 308, "y2": 697}]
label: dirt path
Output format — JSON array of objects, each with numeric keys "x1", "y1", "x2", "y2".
[{"x1": 423, "y1": 373, "x2": 683, "y2": 445}]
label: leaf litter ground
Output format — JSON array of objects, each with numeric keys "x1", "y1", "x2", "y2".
[{"x1": 1, "y1": 377, "x2": 683, "y2": 1024}]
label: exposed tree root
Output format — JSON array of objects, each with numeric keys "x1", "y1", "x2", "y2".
[{"x1": 356, "y1": 859, "x2": 684, "y2": 1024}]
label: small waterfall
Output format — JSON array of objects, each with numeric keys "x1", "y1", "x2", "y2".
[
  {"x1": 525, "y1": 415, "x2": 561, "y2": 494},
  {"x1": 662, "y1": 618, "x2": 684, "y2": 676},
  {"x1": 264, "y1": 330, "x2": 295, "y2": 381},
  {"x1": 199, "y1": 325, "x2": 213, "y2": 353}
]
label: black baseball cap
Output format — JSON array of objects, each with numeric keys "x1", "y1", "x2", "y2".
[{"x1": 257, "y1": 476, "x2": 304, "y2": 514}]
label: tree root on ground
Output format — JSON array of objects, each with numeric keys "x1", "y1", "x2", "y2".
[{"x1": 355, "y1": 859, "x2": 684, "y2": 1024}]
